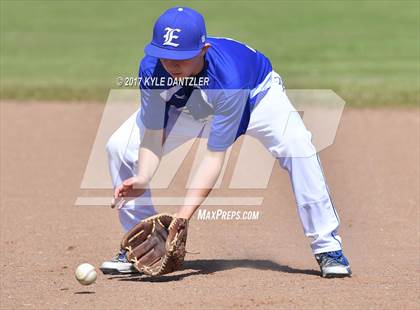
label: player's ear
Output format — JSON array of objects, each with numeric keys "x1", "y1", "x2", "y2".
[{"x1": 201, "y1": 43, "x2": 211, "y2": 55}]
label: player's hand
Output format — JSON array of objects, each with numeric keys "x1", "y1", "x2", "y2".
[{"x1": 111, "y1": 176, "x2": 149, "y2": 209}]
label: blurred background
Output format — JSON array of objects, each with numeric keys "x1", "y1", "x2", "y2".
[{"x1": 1, "y1": 0, "x2": 418, "y2": 106}]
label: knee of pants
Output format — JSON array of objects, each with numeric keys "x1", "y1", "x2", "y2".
[
  {"x1": 106, "y1": 134, "x2": 122, "y2": 158},
  {"x1": 106, "y1": 132, "x2": 141, "y2": 187},
  {"x1": 275, "y1": 130, "x2": 316, "y2": 159},
  {"x1": 105, "y1": 133, "x2": 134, "y2": 165}
]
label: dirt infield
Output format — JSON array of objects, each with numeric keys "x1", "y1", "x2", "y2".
[{"x1": 0, "y1": 102, "x2": 418, "y2": 309}]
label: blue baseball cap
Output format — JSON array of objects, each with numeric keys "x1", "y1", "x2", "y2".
[{"x1": 145, "y1": 7, "x2": 207, "y2": 60}]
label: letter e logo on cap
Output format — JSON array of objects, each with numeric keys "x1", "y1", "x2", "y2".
[{"x1": 163, "y1": 27, "x2": 181, "y2": 47}]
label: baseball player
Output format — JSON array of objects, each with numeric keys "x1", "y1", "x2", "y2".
[{"x1": 100, "y1": 7, "x2": 352, "y2": 278}]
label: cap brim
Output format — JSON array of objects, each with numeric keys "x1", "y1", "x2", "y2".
[{"x1": 145, "y1": 43, "x2": 202, "y2": 60}]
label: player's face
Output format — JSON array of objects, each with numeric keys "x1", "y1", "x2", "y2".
[
  {"x1": 160, "y1": 45, "x2": 210, "y2": 78},
  {"x1": 160, "y1": 57, "x2": 200, "y2": 78}
]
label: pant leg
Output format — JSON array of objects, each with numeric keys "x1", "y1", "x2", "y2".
[
  {"x1": 247, "y1": 72, "x2": 343, "y2": 254},
  {"x1": 106, "y1": 110, "x2": 156, "y2": 231}
]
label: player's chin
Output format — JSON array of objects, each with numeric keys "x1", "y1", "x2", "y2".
[{"x1": 170, "y1": 72, "x2": 187, "y2": 78}]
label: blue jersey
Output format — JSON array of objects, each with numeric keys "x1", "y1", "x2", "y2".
[{"x1": 138, "y1": 37, "x2": 273, "y2": 151}]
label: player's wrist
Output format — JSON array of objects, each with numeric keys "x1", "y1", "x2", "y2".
[
  {"x1": 133, "y1": 174, "x2": 150, "y2": 187},
  {"x1": 176, "y1": 205, "x2": 197, "y2": 220}
]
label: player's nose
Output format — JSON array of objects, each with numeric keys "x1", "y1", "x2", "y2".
[{"x1": 162, "y1": 59, "x2": 180, "y2": 68}]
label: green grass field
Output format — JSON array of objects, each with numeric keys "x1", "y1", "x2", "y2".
[{"x1": 1, "y1": 0, "x2": 419, "y2": 106}]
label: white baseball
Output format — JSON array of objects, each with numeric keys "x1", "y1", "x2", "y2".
[{"x1": 75, "y1": 263, "x2": 97, "y2": 285}]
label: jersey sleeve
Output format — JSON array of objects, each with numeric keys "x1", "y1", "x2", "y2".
[
  {"x1": 138, "y1": 65, "x2": 168, "y2": 130},
  {"x1": 207, "y1": 89, "x2": 250, "y2": 151}
]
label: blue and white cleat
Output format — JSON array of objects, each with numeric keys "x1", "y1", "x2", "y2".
[
  {"x1": 315, "y1": 250, "x2": 352, "y2": 278},
  {"x1": 100, "y1": 249, "x2": 138, "y2": 275}
]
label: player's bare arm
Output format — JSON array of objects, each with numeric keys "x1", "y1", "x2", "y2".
[{"x1": 176, "y1": 149, "x2": 226, "y2": 219}]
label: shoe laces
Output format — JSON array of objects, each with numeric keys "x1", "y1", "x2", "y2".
[
  {"x1": 113, "y1": 249, "x2": 129, "y2": 263},
  {"x1": 316, "y1": 250, "x2": 349, "y2": 266}
]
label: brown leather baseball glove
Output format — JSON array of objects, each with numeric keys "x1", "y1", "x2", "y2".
[{"x1": 121, "y1": 214, "x2": 188, "y2": 276}]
